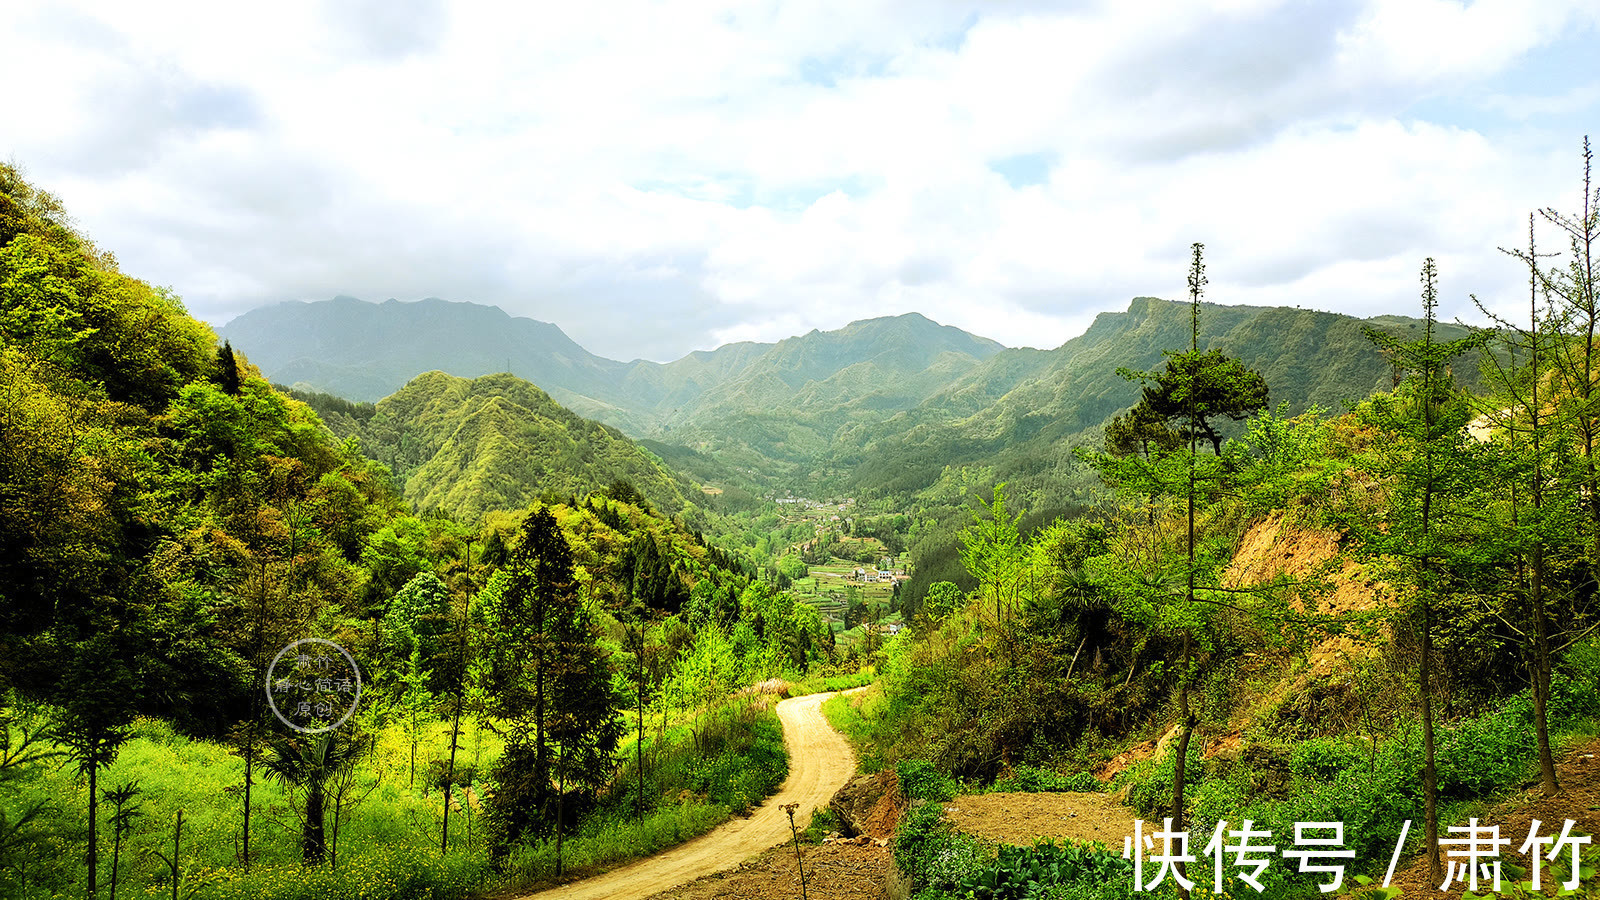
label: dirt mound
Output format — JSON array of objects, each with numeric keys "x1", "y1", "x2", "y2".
[
  {"x1": 943, "y1": 792, "x2": 1134, "y2": 848},
  {"x1": 644, "y1": 843, "x2": 894, "y2": 900},
  {"x1": 830, "y1": 770, "x2": 904, "y2": 840},
  {"x1": 1222, "y1": 513, "x2": 1394, "y2": 731}
]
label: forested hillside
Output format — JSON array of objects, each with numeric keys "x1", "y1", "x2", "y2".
[
  {"x1": 861, "y1": 224, "x2": 1600, "y2": 898},
  {"x1": 220, "y1": 290, "x2": 1490, "y2": 515},
  {"x1": 0, "y1": 164, "x2": 849, "y2": 900},
  {"x1": 293, "y1": 372, "x2": 705, "y2": 525}
]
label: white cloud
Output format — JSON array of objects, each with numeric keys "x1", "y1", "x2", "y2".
[{"x1": 0, "y1": 0, "x2": 1595, "y2": 361}]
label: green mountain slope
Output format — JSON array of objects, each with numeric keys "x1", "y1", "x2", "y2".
[
  {"x1": 650, "y1": 313, "x2": 1007, "y2": 475},
  {"x1": 224, "y1": 293, "x2": 1490, "y2": 504},
  {"x1": 216, "y1": 296, "x2": 780, "y2": 432},
  {"x1": 217, "y1": 299, "x2": 1006, "y2": 448},
  {"x1": 841, "y1": 297, "x2": 1489, "y2": 497},
  {"x1": 313, "y1": 371, "x2": 701, "y2": 523}
]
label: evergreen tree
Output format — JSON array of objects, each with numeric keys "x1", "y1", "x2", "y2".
[
  {"x1": 1349, "y1": 258, "x2": 1490, "y2": 885},
  {"x1": 481, "y1": 507, "x2": 620, "y2": 858},
  {"x1": 216, "y1": 339, "x2": 242, "y2": 396}
]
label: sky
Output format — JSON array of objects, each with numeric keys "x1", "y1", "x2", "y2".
[{"x1": 2, "y1": 0, "x2": 1598, "y2": 363}]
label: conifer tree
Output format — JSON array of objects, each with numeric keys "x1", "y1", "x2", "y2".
[
  {"x1": 1352, "y1": 258, "x2": 1490, "y2": 885},
  {"x1": 216, "y1": 339, "x2": 242, "y2": 396},
  {"x1": 481, "y1": 506, "x2": 620, "y2": 859}
]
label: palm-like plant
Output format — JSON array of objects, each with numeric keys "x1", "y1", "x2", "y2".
[{"x1": 260, "y1": 729, "x2": 368, "y2": 865}]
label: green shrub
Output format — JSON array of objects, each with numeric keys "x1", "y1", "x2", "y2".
[
  {"x1": 1288, "y1": 737, "x2": 1362, "y2": 783},
  {"x1": 897, "y1": 758, "x2": 958, "y2": 803},
  {"x1": 801, "y1": 806, "x2": 841, "y2": 843},
  {"x1": 1123, "y1": 741, "x2": 1205, "y2": 819},
  {"x1": 991, "y1": 765, "x2": 1104, "y2": 794},
  {"x1": 1435, "y1": 694, "x2": 1534, "y2": 801},
  {"x1": 1549, "y1": 667, "x2": 1600, "y2": 725},
  {"x1": 823, "y1": 670, "x2": 876, "y2": 692},
  {"x1": 895, "y1": 801, "x2": 955, "y2": 887},
  {"x1": 947, "y1": 839, "x2": 1134, "y2": 900}
]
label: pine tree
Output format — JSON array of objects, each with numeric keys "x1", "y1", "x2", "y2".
[
  {"x1": 1353, "y1": 258, "x2": 1490, "y2": 885},
  {"x1": 216, "y1": 339, "x2": 242, "y2": 396},
  {"x1": 481, "y1": 506, "x2": 620, "y2": 859}
]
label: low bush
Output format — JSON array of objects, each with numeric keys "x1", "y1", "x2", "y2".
[
  {"x1": 897, "y1": 758, "x2": 959, "y2": 803},
  {"x1": 990, "y1": 765, "x2": 1104, "y2": 794}
]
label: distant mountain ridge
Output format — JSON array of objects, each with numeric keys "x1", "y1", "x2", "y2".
[
  {"x1": 223, "y1": 294, "x2": 1489, "y2": 500},
  {"x1": 217, "y1": 298, "x2": 1005, "y2": 439}
]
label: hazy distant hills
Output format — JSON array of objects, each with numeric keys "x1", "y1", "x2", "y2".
[
  {"x1": 218, "y1": 297, "x2": 1006, "y2": 445},
  {"x1": 224, "y1": 294, "x2": 1487, "y2": 499},
  {"x1": 218, "y1": 295, "x2": 622, "y2": 405}
]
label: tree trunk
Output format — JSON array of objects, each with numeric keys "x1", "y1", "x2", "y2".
[
  {"x1": 637, "y1": 641, "x2": 646, "y2": 822},
  {"x1": 242, "y1": 731, "x2": 253, "y2": 871},
  {"x1": 1421, "y1": 600, "x2": 1440, "y2": 887},
  {"x1": 88, "y1": 750, "x2": 98, "y2": 899},
  {"x1": 555, "y1": 763, "x2": 566, "y2": 879},
  {"x1": 1172, "y1": 635, "x2": 1194, "y2": 900},
  {"x1": 1528, "y1": 246, "x2": 1561, "y2": 798},
  {"x1": 108, "y1": 828, "x2": 121, "y2": 900},
  {"x1": 443, "y1": 692, "x2": 463, "y2": 853},
  {"x1": 1532, "y1": 555, "x2": 1559, "y2": 795},
  {"x1": 304, "y1": 779, "x2": 326, "y2": 865}
]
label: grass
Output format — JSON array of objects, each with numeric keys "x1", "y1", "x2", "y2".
[
  {"x1": 821, "y1": 684, "x2": 891, "y2": 773},
  {"x1": 0, "y1": 694, "x2": 789, "y2": 900},
  {"x1": 789, "y1": 668, "x2": 877, "y2": 697},
  {"x1": 497, "y1": 695, "x2": 788, "y2": 892},
  {"x1": 0, "y1": 712, "x2": 497, "y2": 900}
]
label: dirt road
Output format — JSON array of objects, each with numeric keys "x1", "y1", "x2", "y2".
[{"x1": 522, "y1": 688, "x2": 865, "y2": 900}]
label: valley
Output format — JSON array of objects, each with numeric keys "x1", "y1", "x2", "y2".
[{"x1": 6, "y1": 147, "x2": 1600, "y2": 900}]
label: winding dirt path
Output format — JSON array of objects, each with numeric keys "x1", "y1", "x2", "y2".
[{"x1": 520, "y1": 688, "x2": 865, "y2": 900}]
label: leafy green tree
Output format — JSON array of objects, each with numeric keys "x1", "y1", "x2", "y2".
[
  {"x1": 398, "y1": 647, "x2": 434, "y2": 789},
  {"x1": 958, "y1": 483, "x2": 1026, "y2": 630},
  {"x1": 1473, "y1": 214, "x2": 1571, "y2": 799},
  {"x1": 1104, "y1": 402, "x2": 1181, "y2": 459},
  {"x1": 0, "y1": 694, "x2": 56, "y2": 882},
  {"x1": 1086, "y1": 244, "x2": 1266, "y2": 888},
  {"x1": 919, "y1": 581, "x2": 964, "y2": 625},
  {"x1": 51, "y1": 630, "x2": 139, "y2": 899},
  {"x1": 385, "y1": 571, "x2": 453, "y2": 689},
  {"x1": 1123, "y1": 349, "x2": 1268, "y2": 456},
  {"x1": 103, "y1": 782, "x2": 141, "y2": 900},
  {"x1": 547, "y1": 604, "x2": 622, "y2": 877},
  {"x1": 1539, "y1": 137, "x2": 1600, "y2": 534}
]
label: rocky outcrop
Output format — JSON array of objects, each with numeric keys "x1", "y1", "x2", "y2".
[{"x1": 827, "y1": 770, "x2": 904, "y2": 839}]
